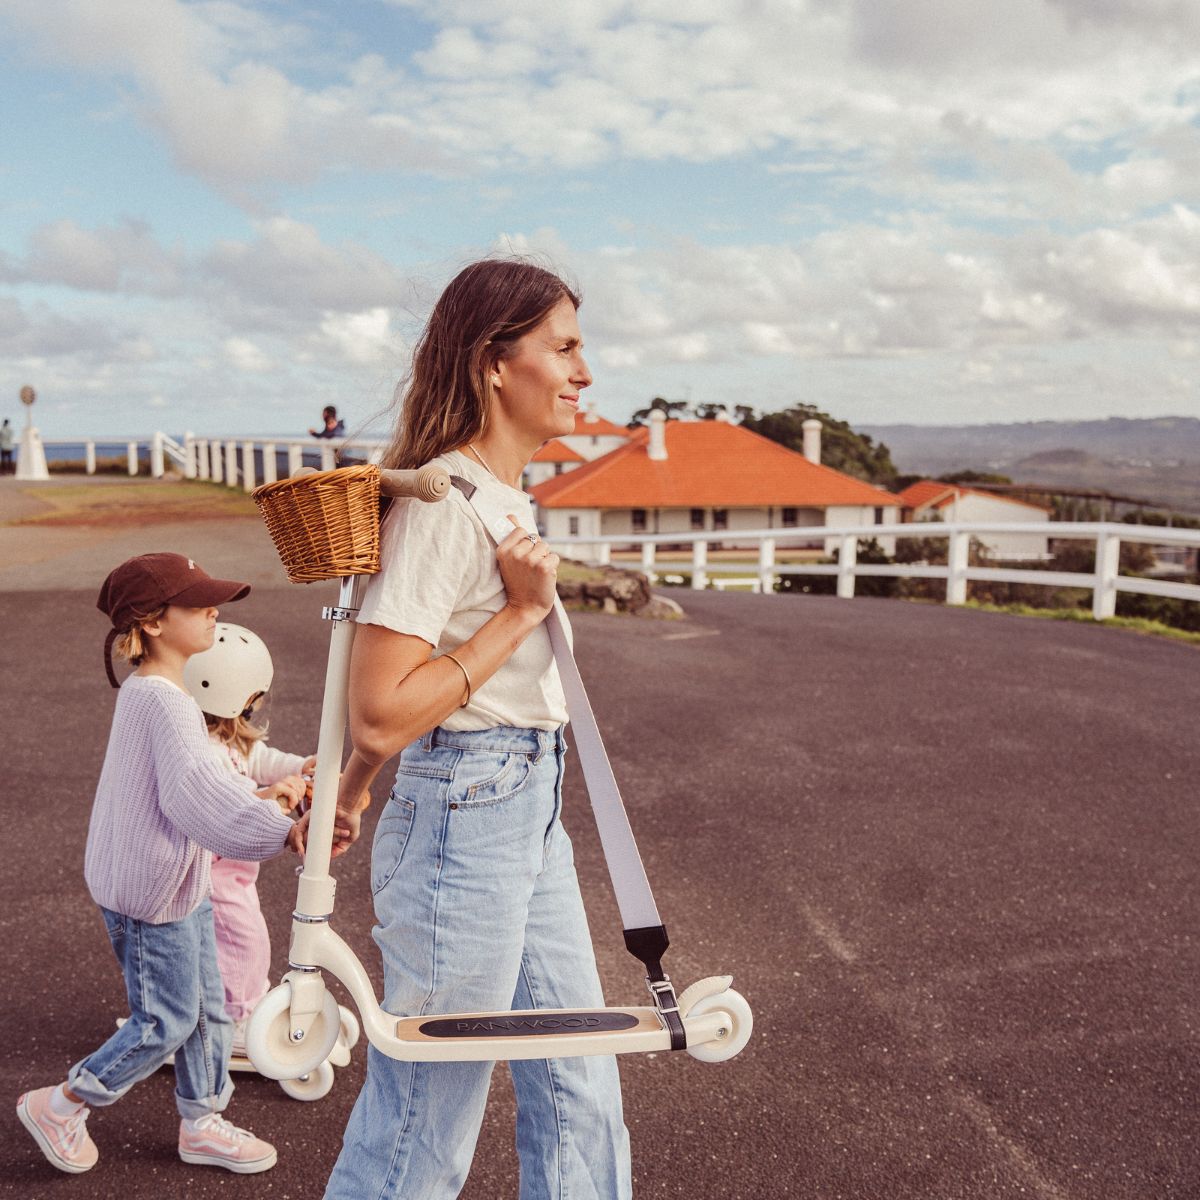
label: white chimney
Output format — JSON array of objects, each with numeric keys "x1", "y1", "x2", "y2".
[
  {"x1": 647, "y1": 409, "x2": 668, "y2": 461},
  {"x1": 714, "y1": 408, "x2": 731, "y2": 422},
  {"x1": 583, "y1": 402, "x2": 599, "y2": 425},
  {"x1": 802, "y1": 418, "x2": 822, "y2": 464}
]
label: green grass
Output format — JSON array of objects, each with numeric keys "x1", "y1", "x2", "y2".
[{"x1": 962, "y1": 600, "x2": 1200, "y2": 646}]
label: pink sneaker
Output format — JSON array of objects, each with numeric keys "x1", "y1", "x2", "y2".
[
  {"x1": 178, "y1": 1113, "x2": 276, "y2": 1173},
  {"x1": 16, "y1": 1086, "x2": 98, "y2": 1174}
]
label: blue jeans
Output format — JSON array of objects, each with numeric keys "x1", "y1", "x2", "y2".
[
  {"x1": 325, "y1": 725, "x2": 632, "y2": 1200},
  {"x1": 68, "y1": 899, "x2": 234, "y2": 1119}
]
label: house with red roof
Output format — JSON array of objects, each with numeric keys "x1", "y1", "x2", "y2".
[
  {"x1": 529, "y1": 412, "x2": 900, "y2": 552},
  {"x1": 897, "y1": 480, "x2": 1051, "y2": 559}
]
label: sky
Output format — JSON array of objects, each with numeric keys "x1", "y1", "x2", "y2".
[{"x1": 2, "y1": 0, "x2": 1199, "y2": 440}]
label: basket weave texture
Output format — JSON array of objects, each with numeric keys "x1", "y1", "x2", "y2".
[{"x1": 253, "y1": 464, "x2": 382, "y2": 582}]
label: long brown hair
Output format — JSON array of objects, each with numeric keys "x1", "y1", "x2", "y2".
[{"x1": 382, "y1": 259, "x2": 580, "y2": 469}]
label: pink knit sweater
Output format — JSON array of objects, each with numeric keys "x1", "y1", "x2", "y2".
[{"x1": 83, "y1": 675, "x2": 293, "y2": 923}]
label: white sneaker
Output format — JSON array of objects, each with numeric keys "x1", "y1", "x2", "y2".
[{"x1": 178, "y1": 1113, "x2": 276, "y2": 1173}]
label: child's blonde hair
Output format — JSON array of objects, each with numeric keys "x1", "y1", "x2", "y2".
[
  {"x1": 204, "y1": 710, "x2": 267, "y2": 757},
  {"x1": 112, "y1": 606, "x2": 167, "y2": 667}
]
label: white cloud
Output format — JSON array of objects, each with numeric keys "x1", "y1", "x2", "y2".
[
  {"x1": 224, "y1": 336, "x2": 272, "y2": 371},
  {"x1": 315, "y1": 308, "x2": 397, "y2": 365}
]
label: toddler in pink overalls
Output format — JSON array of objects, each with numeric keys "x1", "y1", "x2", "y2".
[{"x1": 183, "y1": 622, "x2": 315, "y2": 1052}]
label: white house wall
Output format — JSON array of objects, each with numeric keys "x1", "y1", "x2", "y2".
[
  {"x1": 558, "y1": 432, "x2": 629, "y2": 461},
  {"x1": 934, "y1": 494, "x2": 1050, "y2": 560}
]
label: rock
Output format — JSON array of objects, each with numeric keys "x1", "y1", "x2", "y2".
[{"x1": 556, "y1": 559, "x2": 681, "y2": 618}]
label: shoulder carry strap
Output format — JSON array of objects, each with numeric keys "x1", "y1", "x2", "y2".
[{"x1": 448, "y1": 475, "x2": 686, "y2": 1047}]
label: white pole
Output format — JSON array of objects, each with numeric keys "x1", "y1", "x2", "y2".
[
  {"x1": 85, "y1": 442, "x2": 96, "y2": 475},
  {"x1": 320, "y1": 444, "x2": 336, "y2": 472},
  {"x1": 197, "y1": 440, "x2": 211, "y2": 481},
  {"x1": 287, "y1": 444, "x2": 303, "y2": 477},
  {"x1": 596, "y1": 541, "x2": 611, "y2": 567},
  {"x1": 184, "y1": 432, "x2": 196, "y2": 479},
  {"x1": 262, "y1": 442, "x2": 278, "y2": 484},
  {"x1": 127, "y1": 441, "x2": 138, "y2": 476},
  {"x1": 758, "y1": 537, "x2": 776, "y2": 595},
  {"x1": 946, "y1": 530, "x2": 969, "y2": 605},
  {"x1": 210, "y1": 440, "x2": 223, "y2": 483},
  {"x1": 1093, "y1": 531, "x2": 1120, "y2": 619},
  {"x1": 242, "y1": 440, "x2": 257, "y2": 492},
  {"x1": 150, "y1": 431, "x2": 165, "y2": 478},
  {"x1": 641, "y1": 540, "x2": 655, "y2": 580},
  {"x1": 225, "y1": 440, "x2": 238, "y2": 488},
  {"x1": 691, "y1": 539, "x2": 708, "y2": 591},
  {"x1": 836, "y1": 535, "x2": 857, "y2": 599}
]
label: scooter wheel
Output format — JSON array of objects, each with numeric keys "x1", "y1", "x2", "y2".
[
  {"x1": 245, "y1": 982, "x2": 343, "y2": 1079},
  {"x1": 338, "y1": 1005, "x2": 361, "y2": 1051},
  {"x1": 683, "y1": 988, "x2": 753, "y2": 1063},
  {"x1": 278, "y1": 1060, "x2": 335, "y2": 1102}
]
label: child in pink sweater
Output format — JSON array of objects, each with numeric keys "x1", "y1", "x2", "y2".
[
  {"x1": 17, "y1": 553, "x2": 303, "y2": 1177},
  {"x1": 182, "y1": 622, "x2": 315, "y2": 1053}
]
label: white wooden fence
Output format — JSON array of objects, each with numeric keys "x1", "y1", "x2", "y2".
[
  {"x1": 543, "y1": 522, "x2": 1200, "y2": 622},
  {"x1": 45, "y1": 432, "x2": 1200, "y2": 623}
]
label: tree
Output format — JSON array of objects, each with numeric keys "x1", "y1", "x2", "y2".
[
  {"x1": 740, "y1": 404, "x2": 898, "y2": 487},
  {"x1": 627, "y1": 397, "x2": 690, "y2": 427}
]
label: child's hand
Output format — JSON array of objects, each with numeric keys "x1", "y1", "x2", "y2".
[
  {"x1": 257, "y1": 773, "x2": 307, "y2": 813},
  {"x1": 287, "y1": 810, "x2": 357, "y2": 857}
]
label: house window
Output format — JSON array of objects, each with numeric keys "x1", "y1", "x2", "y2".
[
  {"x1": 631, "y1": 508, "x2": 647, "y2": 532},
  {"x1": 690, "y1": 508, "x2": 705, "y2": 530},
  {"x1": 568, "y1": 516, "x2": 579, "y2": 537},
  {"x1": 874, "y1": 506, "x2": 884, "y2": 525},
  {"x1": 782, "y1": 507, "x2": 798, "y2": 527},
  {"x1": 554, "y1": 462, "x2": 564, "y2": 475},
  {"x1": 712, "y1": 509, "x2": 728, "y2": 530}
]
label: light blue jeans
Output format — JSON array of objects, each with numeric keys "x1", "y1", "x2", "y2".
[
  {"x1": 68, "y1": 899, "x2": 234, "y2": 1119},
  {"x1": 325, "y1": 725, "x2": 632, "y2": 1200}
]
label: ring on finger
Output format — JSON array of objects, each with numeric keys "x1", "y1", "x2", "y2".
[{"x1": 525, "y1": 533, "x2": 538, "y2": 544}]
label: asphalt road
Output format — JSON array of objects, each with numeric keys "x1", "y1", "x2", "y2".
[{"x1": 2, "y1": 577, "x2": 1199, "y2": 1199}]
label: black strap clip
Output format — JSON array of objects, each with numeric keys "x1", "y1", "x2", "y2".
[{"x1": 625, "y1": 925, "x2": 687, "y2": 1051}]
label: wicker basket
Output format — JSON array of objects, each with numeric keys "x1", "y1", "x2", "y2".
[{"x1": 253, "y1": 464, "x2": 383, "y2": 583}]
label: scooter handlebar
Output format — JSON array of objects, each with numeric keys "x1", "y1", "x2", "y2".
[{"x1": 379, "y1": 465, "x2": 451, "y2": 503}]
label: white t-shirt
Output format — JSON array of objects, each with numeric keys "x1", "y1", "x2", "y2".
[{"x1": 355, "y1": 449, "x2": 568, "y2": 732}]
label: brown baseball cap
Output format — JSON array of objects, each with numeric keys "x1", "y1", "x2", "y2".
[{"x1": 98, "y1": 552, "x2": 250, "y2": 687}]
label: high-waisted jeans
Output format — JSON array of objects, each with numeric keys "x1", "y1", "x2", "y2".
[{"x1": 324, "y1": 725, "x2": 632, "y2": 1200}]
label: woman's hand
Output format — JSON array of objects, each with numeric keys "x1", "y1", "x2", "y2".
[
  {"x1": 286, "y1": 808, "x2": 356, "y2": 856},
  {"x1": 257, "y1": 773, "x2": 307, "y2": 813},
  {"x1": 497, "y1": 515, "x2": 559, "y2": 622}
]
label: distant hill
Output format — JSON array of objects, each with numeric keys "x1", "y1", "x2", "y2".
[{"x1": 860, "y1": 416, "x2": 1200, "y2": 513}]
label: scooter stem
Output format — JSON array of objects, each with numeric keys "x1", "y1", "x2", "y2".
[{"x1": 295, "y1": 574, "x2": 363, "y2": 917}]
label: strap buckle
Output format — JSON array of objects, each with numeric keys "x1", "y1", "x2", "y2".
[{"x1": 647, "y1": 974, "x2": 687, "y2": 1050}]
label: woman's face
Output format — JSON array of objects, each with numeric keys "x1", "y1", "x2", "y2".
[{"x1": 490, "y1": 297, "x2": 592, "y2": 443}]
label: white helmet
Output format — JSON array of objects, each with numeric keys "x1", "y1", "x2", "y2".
[{"x1": 184, "y1": 622, "x2": 274, "y2": 718}]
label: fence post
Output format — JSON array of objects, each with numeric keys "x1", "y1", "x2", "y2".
[
  {"x1": 85, "y1": 442, "x2": 96, "y2": 475},
  {"x1": 262, "y1": 442, "x2": 277, "y2": 484},
  {"x1": 225, "y1": 440, "x2": 238, "y2": 488},
  {"x1": 836, "y1": 535, "x2": 857, "y2": 599},
  {"x1": 596, "y1": 541, "x2": 611, "y2": 566},
  {"x1": 183, "y1": 432, "x2": 196, "y2": 478},
  {"x1": 368, "y1": 445, "x2": 384, "y2": 465},
  {"x1": 758, "y1": 537, "x2": 776, "y2": 594},
  {"x1": 242, "y1": 441, "x2": 257, "y2": 491},
  {"x1": 641, "y1": 540, "x2": 656, "y2": 581},
  {"x1": 320, "y1": 444, "x2": 336, "y2": 472},
  {"x1": 1093, "y1": 530, "x2": 1120, "y2": 619},
  {"x1": 210, "y1": 441, "x2": 222, "y2": 483},
  {"x1": 127, "y1": 442, "x2": 138, "y2": 476},
  {"x1": 287, "y1": 444, "x2": 303, "y2": 478},
  {"x1": 946, "y1": 529, "x2": 969, "y2": 605},
  {"x1": 150, "y1": 432, "x2": 165, "y2": 478},
  {"x1": 691, "y1": 539, "x2": 708, "y2": 590}
]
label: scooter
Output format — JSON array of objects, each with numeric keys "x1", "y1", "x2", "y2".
[{"x1": 244, "y1": 463, "x2": 752, "y2": 1082}]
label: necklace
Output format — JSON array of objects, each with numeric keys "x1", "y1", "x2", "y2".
[{"x1": 467, "y1": 442, "x2": 499, "y2": 481}]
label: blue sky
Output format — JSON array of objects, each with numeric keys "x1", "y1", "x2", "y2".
[{"x1": 2, "y1": 0, "x2": 1199, "y2": 440}]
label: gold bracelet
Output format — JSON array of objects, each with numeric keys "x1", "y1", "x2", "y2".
[{"x1": 442, "y1": 652, "x2": 472, "y2": 708}]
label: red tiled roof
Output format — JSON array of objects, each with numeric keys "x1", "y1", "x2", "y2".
[
  {"x1": 530, "y1": 420, "x2": 901, "y2": 509},
  {"x1": 572, "y1": 411, "x2": 632, "y2": 438},
  {"x1": 899, "y1": 479, "x2": 1050, "y2": 514},
  {"x1": 531, "y1": 439, "x2": 586, "y2": 463}
]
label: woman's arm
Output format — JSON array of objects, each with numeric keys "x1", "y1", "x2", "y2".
[{"x1": 337, "y1": 517, "x2": 559, "y2": 818}]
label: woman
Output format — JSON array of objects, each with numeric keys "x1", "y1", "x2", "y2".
[{"x1": 324, "y1": 260, "x2": 632, "y2": 1199}]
